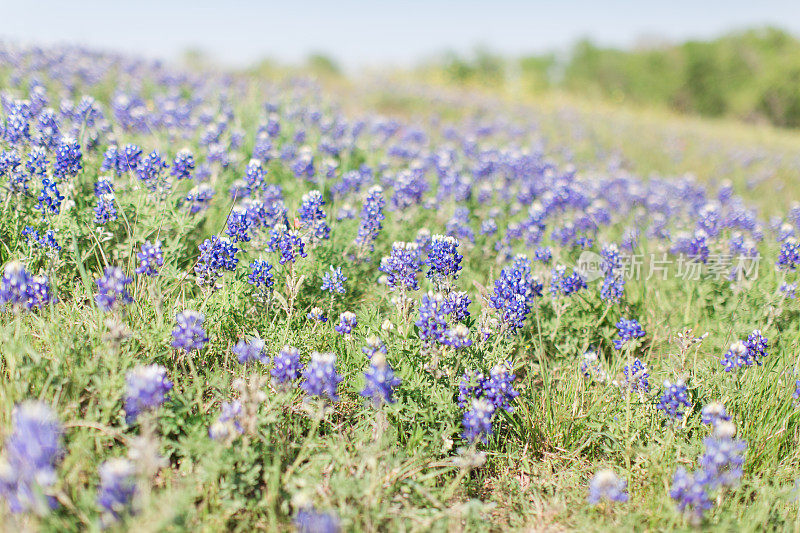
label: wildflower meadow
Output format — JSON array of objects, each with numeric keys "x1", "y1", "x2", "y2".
[{"x1": 1, "y1": 42, "x2": 800, "y2": 532}]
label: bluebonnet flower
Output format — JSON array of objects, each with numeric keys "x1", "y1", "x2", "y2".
[
  {"x1": 35, "y1": 110, "x2": 60, "y2": 149},
  {"x1": 619, "y1": 358, "x2": 650, "y2": 393},
  {"x1": 587, "y1": 470, "x2": 628, "y2": 505},
  {"x1": 701, "y1": 401, "x2": 730, "y2": 426},
  {"x1": 720, "y1": 341, "x2": 748, "y2": 371},
  {"x1": 600, "y1": 273, "x2": 625, "y2": 303},
  {"x1": 720, "y1": 331, "x2": 768, "y2": 371},
  {"x1": 135, "y1": 240, "x2": 163, "y2": 276},
  {"x1": 297, "y1": 190, "x2": 330, "y2": 243},
  {"x1": 243, "y1": 159, "x2": 265, "y2": 194},
  {"x1": 670, "y1": 467, "x2": 712, "y2": 521},
  {"x1": 457, "y1": 370, "x2": 486, "y2": 409},
  {"x1": 362, "y1": 336, "x2": 387, "y2": 358},
  {"x1": 96, "y1": 458, "x2": 137, "y2": 522},
  {"x1": 321, "y1": 265, "x2": 346, "y2": 294},
  {"x1": 488, "y1": 256, "x2": 543, "y2": 335},
  {"x1": 483, "y1": 361, "x2": 519, "y2": 412},
  {"x1": 687, "y1": 231, "x2": 710, "y2": 263},
  {"x1": 272, "y1": 346, "x2": 303, "y2": 386},
  {"x1": 301, "y1": 352, "x2": 343, "y2": 402},
  {"x1": 294, "y1": 508, "x2": 340, "y2": 533},
  {"x1": 170, "y1": 149, "x2": 195, "y2": 180},
  {"x1": 444, "y1": 291, "x2": 471, "y2": 322},
  {"x1": 94, "y1": 193, "x2": 118, "y2": 225},
  {"x1": 209, "y1": 401, "x2": 244, "y2": 441},
  {"x1": 533, "y1": 247, "x2": 552, "y2": 264},
  {"x1": 233, "y1": 337, "x2": 268, "y2": 365},
  {"x1": 334, "y1": 311, "x2": 357, "y2": 336},
  {"x1": 415, "y1": 228, "x2": 432, "y2": 252},
  {"x1": 53, "y1": 137, "x2": 82, "y2": 179},
  {"x1": 22, "y1": 227, "x2": 61, "y2": 256},
  {"x1": 794, "y1": 380, "x2": 800, "y2": 405},
  {"x1": 480, "y1": 219, "x2": 498, "y2": 236},
  {"x1": 291, "y1": 146, "x2": 314, "y2": 179},
  {"x1": 614, "y1": 318, "x2": 646, "y2": 350},
  {"x1": 550, "y1": 265, "x2": 587, "y2": 297},
  {"x1": 657, "y1": 379, "x2": 691, "y2": 421},
  {"x1": 780, "y1": 282, "x2": 797, "y2": 299},
  {"x1": 3, "y1": 110, "x2": 30, "y2": 144},
  {"x1": 698, "y1": 422, "x2": 746, "y2": 489},
  {"x1": 268, "y1": 225, "x2": 307, "y2": 265},
  {"x1": 426, "y1": 235, "x2": 463, "y2": 284},
  {"x1": 1, "y1": 262, "x2": 33, "y2": 310},
  {"x1": 94, "y1": 177, "x2": 115, "y2": 196},
  {"x1": 136, "y1": 150, "x2": 169, "y2": 192},
  {"x1": 95, "y1": 266, "x2": 133, "y2": 312},
  {"x1": 379, "y1": 242, "x2": 422, "y2": 291},
  {"x1": 125, "y1": 364, "x2": 172, "y2": 422},
  {"x1": 35, "y1": 178, "x2": 64, "y2": 215},
  {"x1": 195, "y1": 236, "x2": 238, "y2": 287},
  {"x1": 171, "y1": 310, "x2": 208, "y2": 352},
  {"x1": 307, "y1": 307, "x2": 327, "y2": 323},
  {"x1": 416, "y1": 292, "x2": 449, "y2": 344},
  {"x1": 745, "y1": 329, "x2": 768, "y2": 361},
  {"x1": 462, "y1": 398, "x2": 495, "y2": 443},
  {"x1": 442, "y1": 324, "x2": 472, "y2": 349},
  {"x1": 777, "y1": 238, "x2": 800, "y2": 270},
  {"x1": 354, "y1": 186, "x2": 385, "y2": 255},
  {"x1": 118, "y1": 144, "x2": 143, "y2": 175},
  {"x1": 0, "y1": 402, "x2": 63, "y2": 515},
  {"x1": 24, "y1": 147, "x2": 48, "y2": 177},
  {"x1": 225, "y1": 206, "x2": 252, "y2": 243},
  {"x1": 0, "y1": 150, "x2": 21, "y2": 178},
  {"x1": 360, "y1": 352, "x2": 402, "y2": 406},
  {"x1": 186, "y1": 184, "x2": 215, "y2": 214},
  {"x1": 247, "y1": 259, "x2": 274, "y2": 296}
]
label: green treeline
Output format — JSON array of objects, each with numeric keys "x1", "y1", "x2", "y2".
[{"x1": 432, "y1": 27, "x2": 800, "y2": 128}]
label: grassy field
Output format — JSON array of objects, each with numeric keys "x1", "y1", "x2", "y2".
[{"x1": 1, "y1": 44, "x2": 800, "y2": 532}]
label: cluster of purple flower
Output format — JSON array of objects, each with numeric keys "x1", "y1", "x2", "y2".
[
  {"x1": 549, "y1": 264, "x2": 587, "y2": 297},
  {"x1": 233, "y1": 337, "x2": 269, "y2": 365},
  {"x1": 297, "y1": 190, "x2": 331, "y2": 243},
  {"x1": 125, "y1": 364, "x2": 173, "y2": 422},
  {"x1": 720, "y1": 330, "x2": 769, "y2": 371},
  {"x1": 587, "y1": 470, "x2": 629, "y2": 505},
  {"x1": 96, "y1": 458, "x2": 137, "y2": 522},
  {"x1": 0, "y1": 262, "x2": 51, "y2": 311},
  {"x1": 360, "y1": 352, "x2": 402, "y2": 406},
  {"x1": 195, "y1": 236, "x2": 239, "y2": 287},
  {"x1": 301, "y1": 351, "x2": 344, "y2": 402},
  {"x1": 614, "y1": 318, "x2": 646, "y2": 350},
  {"x1": 379, "y1": 242, "x2": 422, "y2": 291},
  {"x1": 656, "y1": 379, "x2": 691, "y2": 421},
  {"x1": 458, "y1": 362, "x2": 519, "y2": 442},
  {"x1": 172, "y1": 310, "x2": 208, "y2": 352},
  {"x1": 487, "y1": 256, "x2": 543, "y2": 335},
  {"x1": 135, "y1": 240, "x2": 163, "y2": 276},
  {"x1": 0, "y1": 402, "x2": 63, "y2": 514},
  {"x1": 334, "y1": 311, "x2": 358, "y2": 336},
  {"x1": 425, "y1": 235, "x2": 462, "y2": 285},
  {"x1": 268, "y1": 225, "x2": 307, "y2": 265},
  {"x1": 321, "y1": 265, "x2": 347, "y2": 294},
  {"x1": 95, "y1": 266, "x2": 133, "y2": 312},
  {"x1": 354, "y1": 186, "x2": 385, "y2": 255},
  {"x1": 670, "y1": 418, "x2": 746, "y2": 522}
]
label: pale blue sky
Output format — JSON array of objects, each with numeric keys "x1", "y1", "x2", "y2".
[{"x1": 4, "y1": 1, "x2": 800, "y2": 69}]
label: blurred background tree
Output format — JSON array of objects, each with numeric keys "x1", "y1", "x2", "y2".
[{"x1": 421, "y1": 27, "x2": 800, "y2": 129}]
